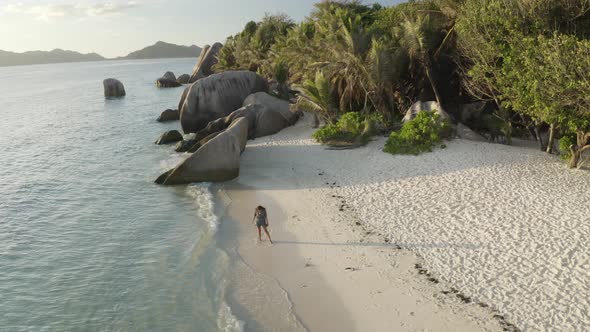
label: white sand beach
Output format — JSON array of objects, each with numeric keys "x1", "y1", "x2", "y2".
[{"x1": 215, "y1": 114, "x2": 590, "y2": 331}]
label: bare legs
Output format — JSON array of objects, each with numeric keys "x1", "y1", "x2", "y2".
[
  {"x1": 263, "y1": 226, "x2": 273, "y2": 244},
  {"x1": 257, "y1": 226, "x2": 273, "y2": 244}
]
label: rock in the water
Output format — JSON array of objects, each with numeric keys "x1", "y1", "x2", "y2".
[
  {"x1": 175, "y1": 139, "x2": 197, "y2": 152},
  {"x1": 156, "y1": 71, "x2": 181, "y2": 88},
  {"x1": 174, "y1": 134, "x2": 197, "y2": 152},
  {"x1": 177, "y1": 74, "x2": 190, "y2": 84},
  {"x1": 189, "y1": 43, "x2": 223, "y2": 83},
  {"x1": 455, "y1": 123, "x2": 487, "y2": 142},
  {"x1": 155, "y1": 130, "x2": 183, "y2": 145},
  {"x1": 157, "y1": 109, "x2": 180, "y2": 122},
  {"x1": 179, "y1": 71, "x2": 268, "y2": 133},
  {"x1": 403, "y1": 101, "x2": 450, "y2": 123},
  {"x1": 156, "y1": 117, "x2": 249, "y2": 184},
  {"x1": 103, "y1": 78, "x2": 126, "y2": 97},
  {"x1": 162, "y1": 71, "x2": 176, "y2": 81}
]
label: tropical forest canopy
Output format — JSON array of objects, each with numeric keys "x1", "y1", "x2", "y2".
[{"x1": 213, "y1": 0, "x2": 590, "y2": 168}]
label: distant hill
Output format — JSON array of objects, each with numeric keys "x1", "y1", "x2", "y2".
[
  {"x1": 0, "y1": 41, "x2": 202, "y2": 67},
  {"x1": 0, "y1": 49, "x2": 105, "y2": 67},
  {"x1": 120, "y1": 41, "x2": 202, "y2": 60}
]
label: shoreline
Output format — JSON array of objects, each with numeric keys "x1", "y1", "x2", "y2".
[
  {"x1": 212, "y1": 113, "x2": 589, "y2": 331},
  {"x1": 213, "y1": 116, "x2": 506, "y2": 331},
  {"x1": 217, "y1": 182, "x2": 501, "y2": 331}
]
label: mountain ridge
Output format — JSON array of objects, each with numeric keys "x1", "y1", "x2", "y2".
[
  {"x1": 119, "y1": 41, "x2": 202, "y2": 60},
  {"x1": 0, "y1": 41, "x2": 202, "y2": 67}
]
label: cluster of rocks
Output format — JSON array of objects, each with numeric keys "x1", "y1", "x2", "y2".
[
  {"x1": 156, "y1": 71, "x2": 181, "y2": 88},
  {"x1": 105, "y1": 44, "x2": 301, "y2": 185},
  {"x1": 103, "y1": 42, "x2": 224, "y2": 96},
  {"x1": 153, "y1": 42, "x2": 224, "y2": 90},
  {"x1": 155, "y1": 71, "x2": 196, "y2": 88},
  {"x1": 155, "y1": 70, "x2": 302, "y2": 185}
]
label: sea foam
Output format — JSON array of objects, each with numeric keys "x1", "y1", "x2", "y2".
[
  {"x1": 186, "y1": 183, "x2": 219, "y2": 231},
  {"x1": 217, "y1": 300, "x2": 245, "y2": 332}
]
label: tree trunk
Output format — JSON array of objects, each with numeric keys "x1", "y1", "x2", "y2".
[
  {"x1": 505, "y1": 120, "x2": 513, "y2": 145},
  {"x1": 546, "y1": 123, "x2": 556, "y2": 154},
  {"x1": 494, "y1": 99, "x2": 512, "y2": 145},
  {"x1": 424, "y1": 55, "x2": 443, "y2": 108},
  {"x1": 529, "y1": 126, "x2": 538, "y2": 141},
  {"x1": 426, "y1": 68, "x2": 443, "y2": 108},
  {"x1": 534, "y1": 123, "x2": 545, "y2": 151},
  {"x1": 568, "y1": 130, "x2": 590, "y2": 169},
  {"x1": 569, "y1": 147, "x2": 581, "y2": 168},
  {"x1": 311, "y1": 112, "x2": 320, "y2": 128}
]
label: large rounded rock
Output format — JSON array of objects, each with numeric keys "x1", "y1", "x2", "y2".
[
  {"x1": 179, "y1": 71, "x2": 269, "y2": 133},
  {"x1": 157, "y1": 109, "x2": 179, "y2": 122},
  {"x1": 403, "y1": 101, "x2": 450, "y2": 123},
  {"x1": 189, "y1": 43, "x2": 223, "y2": 83},
  {"x1": 155, "y1": 130, "x2": 183, "y2": 145},
  {"x1": 177, "y1": 74, "x2": 190, "y2": 84},
  {"x1": 178, "y1": 86, "x2": 190, "y2": 111},
  {"x1": 155, "y1": 117, "x2": 249, "y2": 185},
  {"x1": 103, "y1": 78, "x2": 125, "y2": 97},
  {"x1": 156, "y1": 71, "x2": 181, "y2": 88},
  {"x1": 242, "y1": 92, "x2": 301, "y2": 138}
]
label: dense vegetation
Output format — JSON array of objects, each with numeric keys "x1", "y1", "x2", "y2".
[{"x1": 214, "y1": 0, "x2": 590, "y2": 168}]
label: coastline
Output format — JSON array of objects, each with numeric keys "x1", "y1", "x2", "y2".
[{"x1": 213, "y1": 115, "x2": 505, "y2": 331}]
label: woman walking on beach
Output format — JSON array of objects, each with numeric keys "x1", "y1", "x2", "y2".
[{"x1": 253, "y1": 206, "x2": 273, "y2": 244}]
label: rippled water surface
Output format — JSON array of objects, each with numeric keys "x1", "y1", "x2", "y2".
[{"x1": 0, "y1": 59, "x2": 241, "y2": 331}]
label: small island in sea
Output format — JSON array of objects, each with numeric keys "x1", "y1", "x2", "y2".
[{"x1": 2, "y1": 1, "x2": 589, "y2": 331}]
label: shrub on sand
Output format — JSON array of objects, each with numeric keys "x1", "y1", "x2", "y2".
[
  {"x1": 384, "y1": 111, "x2": 451, "y2": 155},
  {"x1": 312, "y1": 112, "x2": 378, "y2": 145}
]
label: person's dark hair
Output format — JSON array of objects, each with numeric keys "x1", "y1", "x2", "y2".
[{"x1": 256, "y1": 205, "x2": 264, "y2": 211}]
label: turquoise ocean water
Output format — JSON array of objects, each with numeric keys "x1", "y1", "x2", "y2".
[{"x1": 0, "y1": 59, "x2": 243, "y2": 331}]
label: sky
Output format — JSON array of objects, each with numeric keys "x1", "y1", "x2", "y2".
[{"x1": 0, "y1": 0, "x2": 402, "y2": 58}]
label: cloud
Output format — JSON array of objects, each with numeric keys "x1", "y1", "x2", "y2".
[
  {"x1": 86, "y1": 1, "x2": 138, "y2": 16},
  {"x1": 0, "y1": 1, "x2": 140, "y2": 20}
]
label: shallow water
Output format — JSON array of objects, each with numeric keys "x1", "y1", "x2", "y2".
[{"x1": 0, "y1": 59, "x2": 243, "y2": 331}]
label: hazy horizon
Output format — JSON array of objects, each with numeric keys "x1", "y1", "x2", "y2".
[{"x1": 0, "y1": 0, "x2": 402, "y2": 58}]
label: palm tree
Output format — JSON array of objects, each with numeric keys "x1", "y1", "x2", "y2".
[
  {"x1": 310, "y1": 12, "x2": 377, "y2": 114},
  {"x1": 294, "y1": 71, "x2": 337, "y2": 125},
  {"x1": 366, "y1": 37, "x2": 408, "y2": 117},
  {"x1": 396, "y1": 14, "x2": 444, "y2": 108}
]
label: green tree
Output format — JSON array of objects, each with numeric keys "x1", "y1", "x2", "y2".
[
  {"x1": 455, "y1": 0, "x2": 519, "y2": 144},
  {"x1": 396, "y1": 14, "x2": 444, "y2": 108},
  {"x1": 294, "y1": 71, "x2": 338, "y2": 124},
  {"x1": 537, "y1": 34, "x2": 590, "y2": 168}
]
